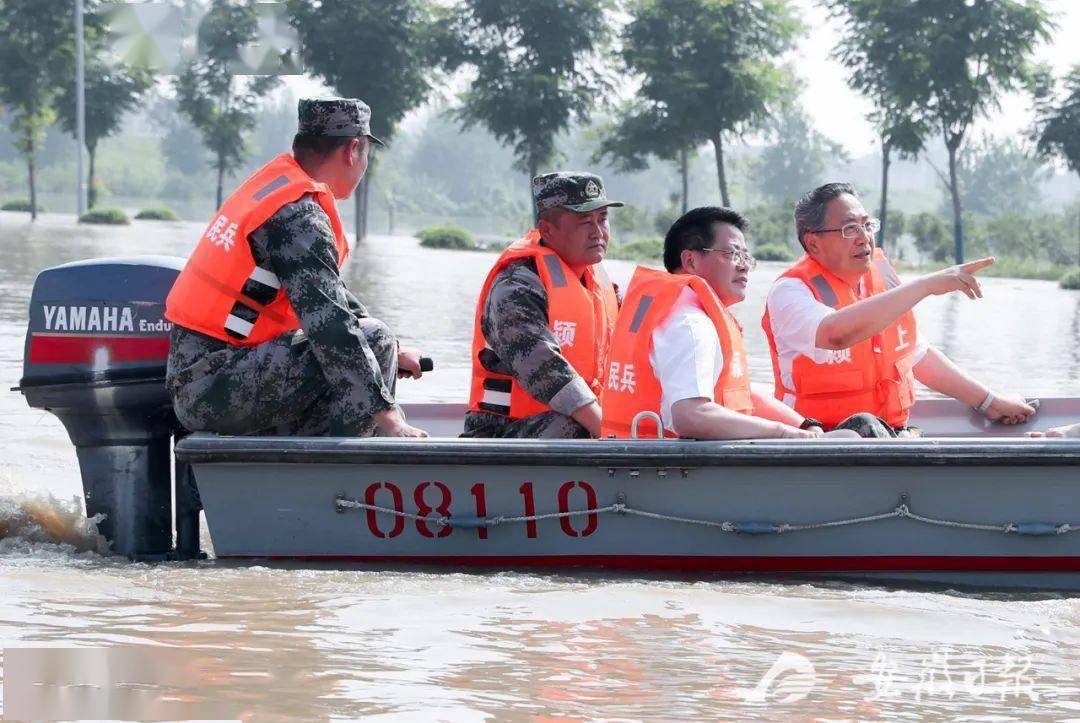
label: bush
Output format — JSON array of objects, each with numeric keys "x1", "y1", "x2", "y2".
[
  {"x1": 753, "y1": 242, "x2": 795, "y2": 262},
  {"x1": 975, "y1": 256, "x2": 1064, "y2": 281},
  {"x1": 611, "y1": 204, "x2": 651, "y2": 236},
  {"x1": 1, "y1": 198, "x2": 43, "y2": 212},
  {"x1": 744, "y1": 203, "x2": 796, "y2": 248},
  {"x1": 78, "y1": 207, "x2": 130, "y2": 225},
  {"x1": 1061, "y1": 269, "x2": 1080, "y2": 290},
  {"x1": 417, "y1": 225, "x2": 478, "y2": 250},
  {"x1": 909, "y1": 212, "x2": 952, "y2": 263},
  {"x1": 653, "y1": 205, "x2": 680, "y2": 236},
  {"x1": 607, "y1": 238, "x2": 663, "y2": 262},
  {"x1": 135, "y1": 207, "x2": 180, "y2": 221}
]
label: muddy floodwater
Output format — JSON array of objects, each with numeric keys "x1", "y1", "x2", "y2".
[{"x1": 2, "y1": 211, "x2": 1079, "y2": 719}]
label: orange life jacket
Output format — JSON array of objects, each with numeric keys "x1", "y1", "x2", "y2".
[
  {"x1": 600, "y1": 266, "x2": 753, "y2": 439},
  {"x1": 165, "y1": 153, "x2": 349, "y2": 346},
  {"x1": 761, "y1": 248, "x2": 918, "y2": 429},
  {"x1": 468, "y1": 229, "x2": 619, "y2": 419}
]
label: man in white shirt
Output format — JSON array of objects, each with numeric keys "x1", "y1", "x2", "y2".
[
  {"x1": 763, "y1": 182, "x2": 1036, "y2": 437},
  {"x1": 602, "y1": 206, "x2": 827, "y2": 439}
]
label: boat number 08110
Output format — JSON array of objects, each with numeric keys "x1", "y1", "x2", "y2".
[{"x1": 361, "y1": 481, "x2": 599, "y2": 539}]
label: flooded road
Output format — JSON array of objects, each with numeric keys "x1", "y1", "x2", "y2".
[{"x1": 2, "y1": 210, "x2": 1079, "y2": 719}]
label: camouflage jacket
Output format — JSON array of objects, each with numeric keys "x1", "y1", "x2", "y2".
[
  {"x1": 168, "y1": 195, "x2": 395, "y2": 414},
  {"x1": 474, "y1": 258, "x2": 597, "y2": 417}
]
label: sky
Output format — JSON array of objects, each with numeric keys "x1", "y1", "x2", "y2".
[
  {"x1": 287, "y1": 1, "x2": 1080, "y2": 159},
  {"x1": 796, "y1": 0, "x2": 1080, "y2": 155}
]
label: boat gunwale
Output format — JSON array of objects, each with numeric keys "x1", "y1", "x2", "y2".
[{"x1": 175, "y1": 434, "x2": 1080, "y2": 467}]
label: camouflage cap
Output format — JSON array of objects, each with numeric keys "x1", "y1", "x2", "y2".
[
  {"x1": 532, "y1": 172, "x2": 624, "y2": 214},
  {"x1": 297, "y1": 97, "x2": 386, "y2": 146}
]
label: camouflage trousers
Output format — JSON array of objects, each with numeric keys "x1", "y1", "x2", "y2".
[
  {"x1": 168, "y1": 319, "x2": 397, "y2": 437},
  {"x1": 461, "y1": 410, "x2": 591, "y2": 439}
]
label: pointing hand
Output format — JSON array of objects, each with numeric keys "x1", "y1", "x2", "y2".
[{"x1": 920, "y1": 257, "x2": 994, "y2": 300}]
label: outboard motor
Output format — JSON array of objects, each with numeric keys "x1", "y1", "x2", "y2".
[{"x1": 16, "y1": 256, "x2": 199, "y2": 560}]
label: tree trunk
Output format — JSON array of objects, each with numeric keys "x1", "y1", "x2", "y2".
[
  {"x1": 27, "y1": 143, "x2": 37, "y2": 221},
  {"x1": 216, "y1": 159, "x2": 225, "y2": 210},
  {"x1": 528, "y1": 155, "x2": 539, "y2": 223},
  {"x1": 87, "y1": 143, "x2": 98, "y2": 210},
  {"x1": 353, "y1": 186, "x2": 362, "y2": 244},
  {"x1": 353, "y1": 174, "x2": 370, "y2": 243},
  {"x1": 362, "y1": 174, "x2": 371, "y2": 240},
  {"x1": 878, "y1": 139, "x2": 891, "y2": 251},
  {"x1": 712, "y1": 133, "x2": 729, "y2": 208},
  {"x1": 387, "y1": 198, "x2": 395, "y2": 235},
  {"x1": 946, "y1": 140, "x2": 964, "y2": 264},
  {"x1": 679, "y1": 146, "x2": 689, "y2": 213}
]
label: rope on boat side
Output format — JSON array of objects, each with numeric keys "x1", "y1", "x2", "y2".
[
  {"x1": 333, "y1": 497, "x2": 623, "y2": 529},
  {"x1": 333, "y1": 495, "x2": 1080, "y2": 537}
]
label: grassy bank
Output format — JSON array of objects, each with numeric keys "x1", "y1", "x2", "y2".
[
  {"x1": 608, "y1": 240, "x2": 1080, "y2": 288},
  {"x1": 896, "y1": 256, "x2": 1079, "y2": 283},
  {"x1": 607, "y1": 238, "x2": 664, "y2": 263}
]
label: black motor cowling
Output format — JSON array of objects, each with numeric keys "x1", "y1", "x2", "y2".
[{"x1": 17, "y1": 256, "x2": 199, "y2": 560}]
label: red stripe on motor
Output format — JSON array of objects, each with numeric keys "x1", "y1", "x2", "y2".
[
  {"x1": 29, "y1": 335, "x2": 169, "y2": 364},
  {"x1": 214, "y1": 555, "x2": 1080, "y2": 573}
]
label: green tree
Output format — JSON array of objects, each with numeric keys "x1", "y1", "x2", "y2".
[
  {"x1": 1031, "y1": 64, "x2": 1080, "y2": 264},
  {"x1": 901, "y1": 1, "x2": 1052, "y2": 263},
  {"x1": 829, "y1": 0, "x2": 928, "y2": 250},
  {"x1": 909, "y1": 211, "x2": 950, "y2": 263},
  {"x1": 0, "y1": 0, "x2": 83, "y2": 219},
  {"x1": 174, "y1": 0, "x2": 280, "y2": 209},
  {"x1": 56, "y1": 53, "x2": 153, "y2": 208},
  {"x1": 619, "y1": 0, "x2": 801, "y2": 207},
  {"x1": 755, "y1": 104, "x2": 846, "y2": 205},
  {"x1": 873, "y1": 115, "x2": 925, "y2": 250},
  {"x1": 885, "y1": 208, "x2": 905, "y2": 251},
  {"x1": 446, "y1": 0, "x2": 614, "y2": 210},
  {"x1": 744, "y1": 202, "x2": 797, "y2": 249},
  {"x1": 593, "y1": 102, "x2": 693, "y2": 212},
  {"x1": 288, "y1": 0, "x2": 437, "y2": 241},
  {"x1": 957, "y1": 135, "x2": 1050, "y2": 219}
]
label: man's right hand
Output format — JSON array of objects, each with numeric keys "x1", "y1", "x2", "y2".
[
  {"x1": 918, "y1": 257, "x2": 995, "y2": 299},
  {"x1": 984, "y1": 394, "x2": 1037, "y2": 425},
  {"x1": 374, "y1": 407, "x2": 429, "y2": 438},
  {"x1": 776, "y1": 422, "x2": 820, "y2": 439}
]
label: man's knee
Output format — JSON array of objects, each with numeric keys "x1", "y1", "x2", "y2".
[
  {"x1": 357, "y1": 317, "x2": 397, "y2": 364},
  {"x1": 833, "y1": 412, "x2": 896, "y2": 438},
  {"x1": 356, "y1": 315, "x2": 399, "y2": 371}
]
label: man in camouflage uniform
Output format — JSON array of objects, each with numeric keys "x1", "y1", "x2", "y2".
[
  {"x1": 167, "y1": 98, "x2": 428, "y2": 437},
  {"x1": 462, "y1": 172, "x2": 623, "y2": 439}
]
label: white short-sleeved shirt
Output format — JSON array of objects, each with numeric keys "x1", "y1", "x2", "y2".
[
  {"x1": 649, "y1": 286, "x2": 724, "y2": 434},
  {"x1": 765, "y1": 276, "x2": 929, "y2": 407}
]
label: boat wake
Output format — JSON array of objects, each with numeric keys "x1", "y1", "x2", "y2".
[{"x1": 0, "y1": 492, "x2": 109, "y2": 555}]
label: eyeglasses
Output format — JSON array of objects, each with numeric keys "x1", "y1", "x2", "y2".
[
  {"x1": 698, "y1": 247, "x2": 757, "y2": 270},
  {"x1": 815, "y1": 218, "x2": 881, "y2": 239}
]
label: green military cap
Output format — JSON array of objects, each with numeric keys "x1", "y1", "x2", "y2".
[
  {"x1": 532, "y1": 171, "x2": 624, "y2": 214},
  {"x1": 297, "y1": 97, "x2": 386, "y2": 146}
]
